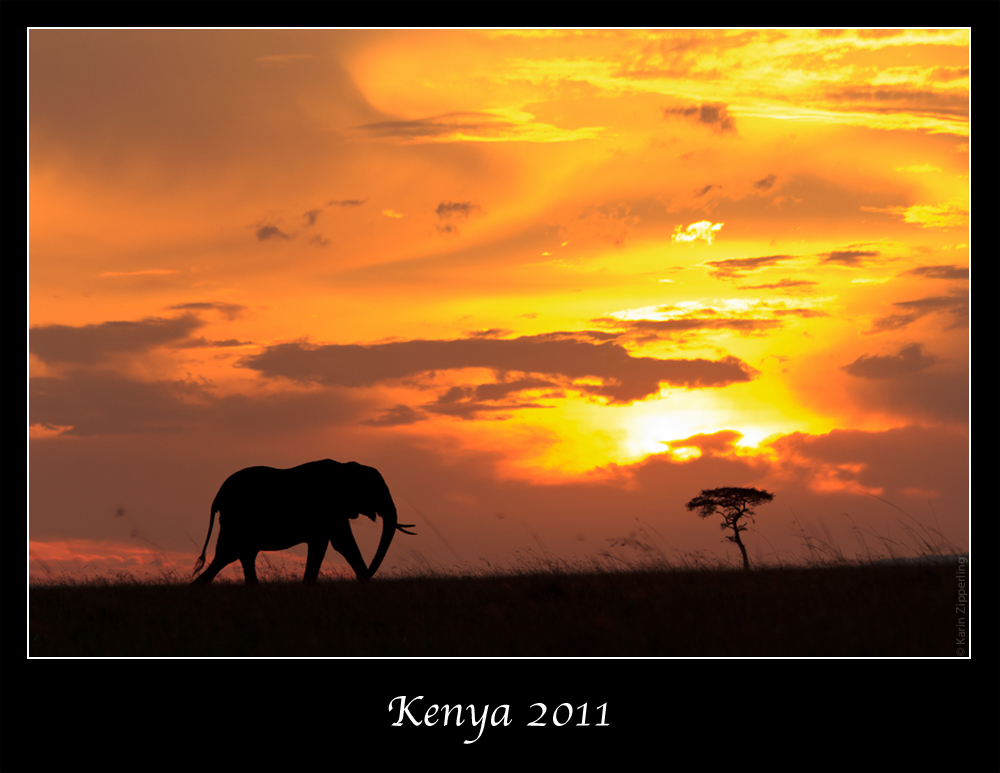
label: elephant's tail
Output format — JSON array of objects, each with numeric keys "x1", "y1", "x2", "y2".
[{"x1": 192, "y1": 497, "x2": 221, "y2": 575}]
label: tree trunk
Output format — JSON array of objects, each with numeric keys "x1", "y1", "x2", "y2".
[{"x1": 731, "y1": 525, "x2": 750, "y2": 570}]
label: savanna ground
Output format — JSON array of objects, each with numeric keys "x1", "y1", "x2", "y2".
[{"x1": 30, "y1": 548, "x2": 968, "y2": 657}]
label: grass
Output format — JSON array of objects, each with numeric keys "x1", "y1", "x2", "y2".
[
  {"x1": 29, "y1": 556, "x2": 966, "y2": 657},
  {"x1": 29, "y1": 509, "x2": 967, "y2": 657}
]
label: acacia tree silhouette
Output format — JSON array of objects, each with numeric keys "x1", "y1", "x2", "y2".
[{"x1": 686, "y1": 487, "x2": 774, "y2": 570}]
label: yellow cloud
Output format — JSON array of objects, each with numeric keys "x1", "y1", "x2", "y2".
[
  {"x1": 672, "y1": 221, "x2": 724, "y2": 244},
  {"x1": 861, "y1": 202, "x2": 968, "y2": 229}
]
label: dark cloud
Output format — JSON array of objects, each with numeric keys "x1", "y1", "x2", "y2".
[
  {"x1": 309, "y1": 235, "x2": 330, "y2": 247},
  {"x1": 904, "y1": 264, "x2": 969, "y2": 280},
  {"x1": 824, "y1": 87, "x2": 968, "y2": 117},
  {"x1": 209, "y1": 387, "x2": 371, "y2": 437},
  {"x1": 595, "y1": 306, "x2": 826, "y2": 342},
  {"x1": 598, "y1": 317, "x2": 784, "y2": 337},
  {"x1": 167, "y1": 301, "x2": 246, "y2": 320},
  {"x1": 842, "y1": 344, "x2": 938, "y2": 379},
  {"x1": 425, "y1": 394, "x2": 548, "y2": 421},
  {"x1": 368, "y1": 377, "x2": 559, "y2": 426},
  {"x1": 738, "y1": 279, "x2": 817, "y2": 291},
  {"x1": 822, "y1": 249, "x2": 879, "y2": 266},
  {"x1": 895, "y1": 296, "x2": 963, "y2": 313},
  {"x1": 570, "y1": 330, "x2": 621, "y2": 342},
  {"x1": 239, "y1": 333, "x2": 755, "y2": 404},
  {"x1": 175, "y1": 337, "x2": 252, "y2": 349},
  {"x1": 870, "y1": 293, "x2": 968, "y2": 333},
  {"x1": 30, "y1": 314, "x2": 203, "y2": 365},
  {"x1": 663, "y1": 102, "x2": 736, "y2": 132},
  {"x1": 30, "y1": 371, "x2": 207, "y2": 436},
  {"x1": 704, "y1": 254, "x2": 795, "y2": 279},
  {"x1": 304, "y1": 197, "x2": 370, "y2": 233},
  {"x1": 421, "y1": 378, "x2": 558, "y2": 421},
  {"x1": 436, "y1": 201, "x2": 480, "y2": 219},
  {"x1": 844, "y1": 367, "x2": 968, "y2": 424},
  {"x1": 770, "y1": 425, "x2": 968, "y2": 504},
  {"x1": 435, "y1": 201, "x2": 480, "y2": 235},
  {"x1": 256, "y1": 225, "x2": 290, "y2": 241},
  {"x1": 695, "y1": 184, "x2": 720, "y2": 197},
  {"x1": 702, "y1": 244, "x2": 881, "y2": 279},
  {"x1": 425, "y1": 401, "x2": 545, "y2": 420},
  {"x1": 696, "y1": 104, "x2": 733, "y2": 131},
  {"x1": 869, "y1": 313, "x2": 920, "y2": 333},
  {"x1": 363, "y1": 404, "x2": 427, "y2": 427},
  {"x1": 355, "y1": 112, "x2": 515, "y2": 140},
  {"x1": 468, "y1": 378, "x2": 556, "y2": 401},
  {"x1": 468, "y1": 328, "x2": 510, "y2": 339},
  {"x1": 30, "y1": 370, "x2": 369, "y2": 437},
  {"x1": 753, "y1": 174, "x2": 778, "y2": 190}
]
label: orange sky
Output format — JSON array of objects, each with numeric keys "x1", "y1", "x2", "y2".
[{"x1": 29, "y1": 29, "x2": 969, "y2": 581}]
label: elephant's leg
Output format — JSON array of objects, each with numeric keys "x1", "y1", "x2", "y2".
[
  {"x1": 192, "y1": 528, "x2": 239, "y2": 586},
  {"x1": 331, "y1": 522, "x2": 370, "y2": 582},
  {"x1": 303, "y1": 540, "x2": 328, "y2": 584},
  {"x1": 192, "y1": 550, "x2": 237, "y2": 585},
  {"x1": 240, "y1": 551, "x2": 259, "y2": 585}
]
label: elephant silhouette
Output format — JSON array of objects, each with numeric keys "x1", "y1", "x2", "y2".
[{"x1": 192, "y1": 459, "x2": 415, "y2": 585}]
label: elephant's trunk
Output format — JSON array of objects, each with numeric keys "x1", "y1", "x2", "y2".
[{"x1": 367, "y1": 492, "x2": 398, "y2": 579}]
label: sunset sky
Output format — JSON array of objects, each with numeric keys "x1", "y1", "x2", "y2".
[{"x1": 29, "y1": 29, "x2": 970, "y2": 581}]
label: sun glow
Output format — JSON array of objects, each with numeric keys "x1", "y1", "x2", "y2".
[{"x1": 618, "y1": 392, "x2": 762, "y2": 462}]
